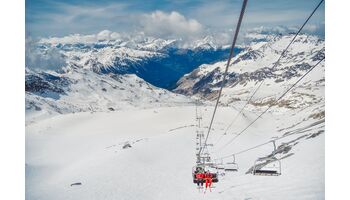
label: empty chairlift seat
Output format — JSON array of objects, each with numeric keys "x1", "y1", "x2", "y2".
[
  {"x1": 213, "y1": 159, "x2": 226, "y2": 177},
  {"x1": 224, "y1": 162, "x2": 238, "y2": 172},
  {"x1": 224, "y1": 155, "x2": 239, "y2": 172},
  {"x1": 252, "y1": 140, "x2": 281, "y2": 176},
  {"x1": 253, "y1": 157, "x2": 281, "y2": 176}
]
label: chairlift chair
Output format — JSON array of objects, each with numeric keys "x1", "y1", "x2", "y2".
[
  {"x1": 197, "y1": 156, "x2": 212, "y2": 166},
  {"x1": 253, "y1": 157, "x2": 281, "y2": 176},
  {"x1": 224, "y1": 155, "x2": 239, "y2": 172},
  {"x1": 252, "y1": 141, "x2": 281, "y2": 176},
  {"x1": 205, "y1": 166, "x2": 219, "y2": 183},
  {"x1": 215, "y1": 159, "x2": 225, "y2": 170},
  {"x1": 192, "y1": 164, "x2": 219, "y2": 184},
  {"x1": 192, "y1": 165, "x2": 204, "y2": 183}
]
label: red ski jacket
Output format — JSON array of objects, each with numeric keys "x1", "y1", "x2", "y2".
[
  {"x1": 205, "y1": 173, "x2": 212, "y2": 178},
  {"x1": 196, "y1": 173, "x2": 204, "y2": 179}
]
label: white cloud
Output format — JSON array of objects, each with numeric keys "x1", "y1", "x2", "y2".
[
  {"x1": 26, "y1": 37, "x2": 66, "y2": 70},
  {"x1": 38, "y1": 11, "x2": 206, "y2": 44},
  {"x1": 97, "y1": 30, "x2": 122, "y2": 40},
  {"x1": 27, "y1": 2, "x2": 135, "y2": 37},
  {"x1": 39, "y1": 30, "x2": 123, "y2": 44},
  {"x1": 247, "y1": 26, "x2": 298, "y2": 35},
  {"x1": 244, "y1": 25, "x2": 325, "y2": 36},
  {"x1": 40, "y1": 34, "x2": 95, "y2": 44},
  {"x1": 140, "y1": 11, "x2": 204, "y2": 39}
]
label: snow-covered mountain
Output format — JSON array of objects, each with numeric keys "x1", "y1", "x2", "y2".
[
  {"x1": 174, "y1": 34, "x2": 325, "y2": 111},
  {"x1": 35, "y1": 34, "x2": 241, "y2": 89},
  {"x1": 25, "y1": 68, "x2": 193, "y2": 123},
  {"x1": 26, "y1": 33, "x2": 242, "y2": 122},
  {"x1": 26, "y1": 32, "x2": 325, "y2": 200}
]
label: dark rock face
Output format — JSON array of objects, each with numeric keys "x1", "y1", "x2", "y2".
[
  {"x1": 311, "y1": 49, "x2": 325, "y2": 61},
  {"x1": 232, "y1": 50, "x2": 262, "y2": 65},
  {"x1": 25, "y1": 72, "x2": 70, "y2": 99}
]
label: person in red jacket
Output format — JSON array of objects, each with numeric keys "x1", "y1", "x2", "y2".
[
  {"x1": 204, "y1": 171, "x2": 213, "y2": 192},
  {"x1": 196, "y1": 172, "x2": 204, "y2": 187}
]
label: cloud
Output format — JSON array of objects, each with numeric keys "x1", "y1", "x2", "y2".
[
  {"x1": 244, "y1": 24, "x2": 324, "y2": 37},
  {"x1": 188, "y1": 0, "x2": 325, "y2": 35},
  {"x1": 140, "y1": 11, "x2": 204, "y2": 39},
  {"x1": 27, "y1": 2, "x2": 136, "y2": 37},
  {"x1": 39, "y1": 30, "x2": 123, "y2": 44},
  {"x1": 246, "y1": 26, "x2": 298, "y2": 35},
  {"x1": 97, "y1": 30, "x2": 121, "y2": 40},
  {"x1": 38, "y1": 11, "x2": 206, "y2": 44},
  {"x1": 302, "y1": 23, "x2": 325, "y2": 36},
  {"x1": 26, "y1": 36, "x2": 66, "y2": 71},
  {"x1": 188, "y1": 1, "x2": 240, "y2": 30},
  {"x1": 27, "y1": 0, "x2": 324, "y2": 39}
]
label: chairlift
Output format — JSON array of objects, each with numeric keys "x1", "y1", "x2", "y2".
[
  {"x1": 198, "y1": 154, "x2": 211, "y2": 164},
  {"x1": 215, "y1": 159, "x2": 225, "y2": 170},
  {"x1": 252, "y1": 141, "x2": 281, "y2": 176},
  {"x1": 224, "y1": 155, "x2": 239, "y2": 172},
  {"x1": 253, "y1": 157, "x2": 281, "y2": 176},
  {"x1": 192, "y1": 165, "x2": 204, "y2": 184},
  {"x1": 196, "y1": 152, "x2": 210, "y2": 164},
  {"x1": 192, "y1": 164, "x2": 219, "y2": 184}
]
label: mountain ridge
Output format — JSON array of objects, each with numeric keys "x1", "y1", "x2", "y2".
[
  {"x1": 31, "y1": 35, "x2": 242, "y2": 89},
  {"x1": 174, "y1": 34, "x2": 324, "y2": 112}
]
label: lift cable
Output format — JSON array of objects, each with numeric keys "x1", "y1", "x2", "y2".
[
  {"x1": 214, "y1": 140, "x2": 282, "y2": 164},
  {"x1": 216, "y1": 0, "x2": 325, "y2": 144},
  {"x1": 214, "y1": 109, "x2": 322, "y2": 161},
  {"x1": 213, "y1": 84, "x2": 261, "y2": 145},
  {"x1": 214, "y1": 57, "x2": 324, "y2": 153},
  {"x1": 198, "y1": 0, "x2": 249, "y2": 156}
]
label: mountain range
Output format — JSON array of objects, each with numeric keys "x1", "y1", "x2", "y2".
[
  {"x1": 26, "y1": 32, "x2": 324, "y2": 122},
  {"x1": 175, "y1": 33, "x2": 324, "y2": 111},
  {"x1": 34, "y1": 35, "x2": 242, "y2": 89},
  {"x1": 26, "y1": 31, "x2": 325, "y2": 200}
]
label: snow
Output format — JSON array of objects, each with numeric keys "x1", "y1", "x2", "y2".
[
  {"x1": 176, "y1": 34, "x2": 325, "y2": 117},
  {"x1": 26, "y1": 32, "x2": 324, "y2": 199},
  {"x1": 26, "y1": 104, "x2": 324, "y2": 200},
  {"x1": 38, "y1": 31, "x2": 229, "y2": 51},
  {"x1": 64, "y1": 46, "x2": 166, "y2": 72},
  {"x1": 192, "y1": 34, "x2": 324, "y2": 75},
  {"x1": 25, "y1": 68, "x2": 193, "y2": 123}
]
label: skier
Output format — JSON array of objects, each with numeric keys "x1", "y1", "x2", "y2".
[
  {"x1": 196, "y1": 172, "x2": 204, "y2": 185},
  {"x1": 204, "y1": 171, "x2": 213, "y2": 193},
  {"x1": 195, "y1": 171, "x2": 205, "y2": 191}
]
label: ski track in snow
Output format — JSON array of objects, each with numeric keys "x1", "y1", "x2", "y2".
[{"x1": 26, "y1": 105, "x2": 324, "y2": 200}]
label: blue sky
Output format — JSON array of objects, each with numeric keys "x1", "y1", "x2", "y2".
[{"x1": 26, "y1": 0, "x2": 325, "y2": 38}]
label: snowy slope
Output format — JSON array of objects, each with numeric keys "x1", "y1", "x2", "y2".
[
  {"x1": 26, "y1": 104, "x2": 324, "y2": 200},
  {"x1": 26, "y1": 32, "x2": 324, "y2": 200},
  {"x1": 25, "y1": 68, "x2": 193, "y2": 123},
  {"x1": 174, "y1": 34, "x2": 325, "y2": 112}
]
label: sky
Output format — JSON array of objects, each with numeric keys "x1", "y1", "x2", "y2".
[{"x1": 26, "y1": 0, "x2": 325, "y2": 39}]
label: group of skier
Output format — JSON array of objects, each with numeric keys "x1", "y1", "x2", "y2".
[{"x1": 195, "y1": 170, "x2": 213, "y2": 192}]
